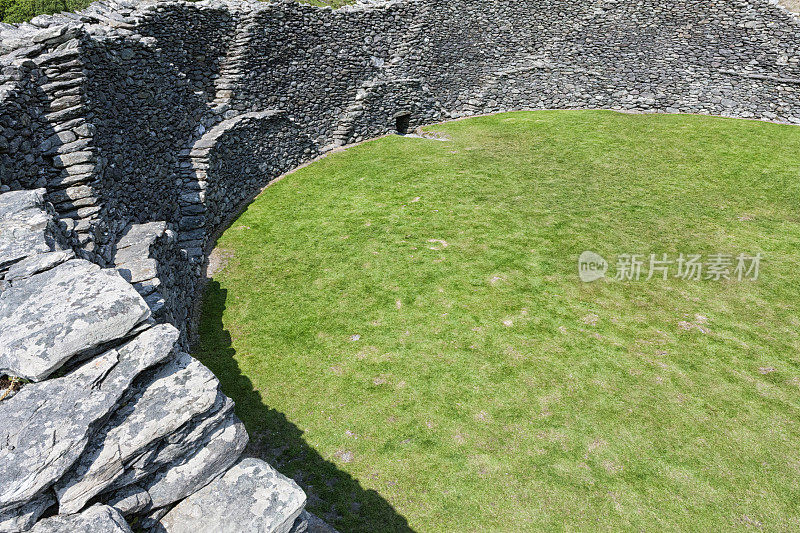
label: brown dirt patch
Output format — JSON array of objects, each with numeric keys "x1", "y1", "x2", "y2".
[
  {"x1": 0, "y1": 376, "x2": 23, "y2": 402},
  {"x1": 780, "y1": 0, "x2": 800, "y2": 13},
  {"x1": 207, "y1": 248, "x2": 234, "y2": 277}
]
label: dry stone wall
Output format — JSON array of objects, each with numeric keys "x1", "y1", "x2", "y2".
[{"x1": 0, "y1": 0, "x2": 798, "y2": 531}]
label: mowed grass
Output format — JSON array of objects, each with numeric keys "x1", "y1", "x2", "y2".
[{"x1": 195, "y1": 110, "x2": 800, "y2": 532}]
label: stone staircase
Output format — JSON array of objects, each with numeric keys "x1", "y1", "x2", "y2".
[
  {"x1": 113, "y1": 222, "x2": 169, "y2": 320},
  {"x1": 209, "y1": 11, "x2": 257, "y2": 117},
  {"x1": 34, "y1": 29, "x2": 108, "y2": 261},
  {"x1": 173, "y1": 8, "x2": 262, "y2": 265},
  {"x1": 176, "y1": 109, "x2": 287, "y2": 264},
  {"x1": 328, "y1": 77, "x2": 446, "y2": 149}
]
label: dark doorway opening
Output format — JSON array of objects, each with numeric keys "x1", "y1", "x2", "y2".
[{"x1": 395, "y1": 113, "x2": 411, "y2": 135}]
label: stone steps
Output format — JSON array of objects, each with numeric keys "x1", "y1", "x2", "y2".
[
  {"x1": 33, "y1": 36, "x2": 105, "y2": 259},
  {"x1": 170, "y1": 9, "x2": 264, "y2": 264},
  {"x1": 112, "y1": 222, "x2": 169, "y2": 319}
]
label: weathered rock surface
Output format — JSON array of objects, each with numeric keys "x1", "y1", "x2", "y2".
[
  {"x1": 289, "y1": 511, "x2": 341, "y2": 533},
  {"x1": 55, "y1": 352, "x2": 222, "y2": 513},
  {"x1": 159, "y1": 458, "x2": 306, "y2": 533},
  {"x1": 3, "y1": 250, "x2": 74, "y2": 282},
  {"x1": 0, "y1": 189, "x2": 64, "y2": 270},
  {"x1": 115, "y1": 221, "x2": 167, "y2": 250},
  {"x1": 106, "y1": 485, "x2": 151, "y2": 516},
  {"x1": 142, "y1": 408, "x2": 249, "y2": 509},
  {"x1": 107, "y1": 392, "x2": 236, "y2": 491},
  {"x1": 29, "y1": 504, "x2": 132, "y2": 533},
  {"x1": 0, "y1": 493, "x2": 54, "y2": 533},
  {"x1": 0, "y1": 258, "x2": 151, "y2": 381},
  {"x1": 0, "y1": 324, "x2": 178, "y2": 517}
]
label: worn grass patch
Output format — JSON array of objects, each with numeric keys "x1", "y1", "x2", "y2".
[{"x1": 196, "y1": 110, "x2": 800, "y2": 532}]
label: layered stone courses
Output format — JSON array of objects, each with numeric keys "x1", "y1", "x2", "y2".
[{"x1": 0, "y1": 0, "x2": 798, "y2": 530}]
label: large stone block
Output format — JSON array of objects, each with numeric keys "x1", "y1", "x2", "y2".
[
  {"x1": 0, "y1": 324, "x2": 178, "y2": 517},
  {"x1": 55, "y1": 353, "x2": 222, "y2": 513},
  {"x1": 0, "y1": 259, "x2": 151, "y2": 381},
  {"x1": 142, "y1": 408, "x2": 249, "y2": 510},
  {"x1": 0, "y1": 189, "x2": 62, "y2": 270},
  {"x1": 159, "y1": 458, "x2": 306, "y2": 533},
  {"x1": 0, "y1": 492, "x2": 54, "y2": 533},
  {"x1": 28, "y1": 504, "x2": 132, "y2": 533}
]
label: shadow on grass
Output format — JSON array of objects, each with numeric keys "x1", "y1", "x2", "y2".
[{"x1": 194, "y1": 280, "x2": 414, "y2": 533}]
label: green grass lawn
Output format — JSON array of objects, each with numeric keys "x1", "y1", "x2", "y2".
[{"x1": 195, "y1": 110, "x2": 800, "y2": 532}]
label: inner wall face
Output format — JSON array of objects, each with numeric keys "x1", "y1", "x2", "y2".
[
  {"x1": 4, "y1": 2, "x2": 799, "y2": 305},
  {"x1": 82, "y1": 0, "x2": 800, "y2": 346}
]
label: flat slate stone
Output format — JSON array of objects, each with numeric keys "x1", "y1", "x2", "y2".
[
  {"x1": 29, "y1": 504, "x2": 132, "y2": 533},
  {"x1": 143, "y1": 409, "x2": 249, "y2": 509},
  {"x1": 113, "y1": 222, "x2": 167, "y2": 284},
  {"x1": 0, "y1": 189, "x2": 50, "y2": 222},
  {"x1": 105, "y1": 392, "x2": 233, "y2": 493},
  {"x1": 159, "y1": 458, "x2": 306, "y2": 533},
  {"x1": 56, "y1": 353, "x2": 222, "y2": 513},
  {"x1": 115, "y1": 221, "x2": 166, "y2": 250},
  {"x1": 4, "y1": 249, "x2": 74, "y2": 281},
  {"x1": 0, "y1": 324, "x2": 178, "y2": 515},
  {"x1": 115, "y1": 256, "x2": 159, "y2": 284},
  {"x1": 0, "y1": 492, "x2": 54, "y2": 533},
  {"x1": 105, "y1": 485, "x2": 151, "y2": 516},
  {"x1": 0, "y1": 190, "x2": 42, "y2": 217},
  {"x1": 0, "y1": 189, "x2": 62, "y2": 270},
  {"x1": 0, "y1": 258, "x2": 151, "y2": 381}
]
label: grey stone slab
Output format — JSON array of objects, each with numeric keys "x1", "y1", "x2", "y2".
[
  {"x1": 0, "y1": 492, "x2": 54, "y2": 533},
  {"x1": 115, "y1": 221, "x2": 166, "y2": 250},
  {"x1": 0, "y1": 190, "x2": 45, "y2": 220},
  {"x1": 105, "y1": 485, "x2": 151, "y2": 516},
  {"x1": 143, "y1": 408, "x2": 248, "y2": 509},
  {"x1": 115, "y1": 256, "x2": 158, "y2": 284},
  {"x1": 29, "y1": 504, "x2": 132, "y2": 533},
  {"x1": 55, "y1": 353, "x2": 221, "y2": 513},
  {"x1": 108, "y1": 392, "x2": 235, "y2": 492},
  {"x1": 0, "y1": 324, "x2": 178, "y2": 514},
  {"x1": 3, "y1": 249, "x2": 74, "y2": 281},
  {"x1": 159, "y1": 458, "x2": 306, "y2": 533},
  {"x1": 0, "y1": 190, "x2": 62, "y2": 270},
  {"x1": 0, "y1": 259, "x2": 151, "y2": 381},
  {"x1": 47, "y1": 183, "x2": 93, "y2": 202}
]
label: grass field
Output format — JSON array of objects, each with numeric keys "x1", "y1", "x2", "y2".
[{"x1": 195, "y1": 110, "x2": 800, "y2": 531}]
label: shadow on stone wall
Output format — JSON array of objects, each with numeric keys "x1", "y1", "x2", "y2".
[{"x1": 194, "y1": 280, "x2": 414, "y2": 533}]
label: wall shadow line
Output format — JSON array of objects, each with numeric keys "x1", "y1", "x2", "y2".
[{"x1": 193, "y1": 280, "x2": 415, "y2": 533}]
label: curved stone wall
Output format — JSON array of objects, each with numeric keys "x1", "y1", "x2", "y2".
[{"x1": 0, "y1": 0, "x2": 798, "y2": 530}]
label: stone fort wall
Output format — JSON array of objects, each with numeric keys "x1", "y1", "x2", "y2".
[{"x1": 0, "y1": 0, "x2": 797, "y2": 530}]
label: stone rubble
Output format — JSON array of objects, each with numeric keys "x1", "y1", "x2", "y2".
[
  {"x1": 53, "y1": 352, "x2": 222, "y2": 514},
  {"x1": 0, "y1": 324, "x2": 177, "y2": 520}
]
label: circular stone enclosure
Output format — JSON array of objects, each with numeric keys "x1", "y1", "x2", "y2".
[{"x1": 196, "y1": 110, "x2": 800, "y2": 532}]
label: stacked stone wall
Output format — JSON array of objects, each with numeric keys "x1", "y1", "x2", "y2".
[{"x1": 0, "y1": 0, "x2": 798, "y2": 530}]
